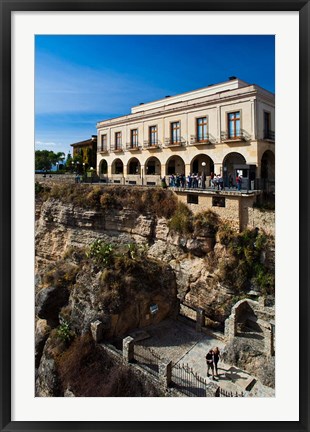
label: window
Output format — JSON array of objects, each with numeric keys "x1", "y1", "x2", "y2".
[
  {"x1": 131, "y1": 129, "x2": 138, "y2": 147},
  {"x1": 171, "y1": 121, "x2": 181, "y2": 143},
  {"x1": 212, "y1": 197, "x2": 225, "y2": 207},
  {"x1": 149, "y1": 125, "x2": 158, "y2": 145},
  {"x1": 197, "y1": 117, "x2": 208, "y2": 141},
  {"x1": 264, "y1": 111, "x2": 271, "y2": 139},
  {"x1": 115, "y1": 132, "x2": 122, "y2": 149},
  {"x1": 228, "y1": 112, "x2": 241, "y2": 138},
  {"x1": 101, "y1": 134, "x2": 107, "y2": 151},
  {"x1": 187, "y1": 194, "x2": 199, "y2": 204}
]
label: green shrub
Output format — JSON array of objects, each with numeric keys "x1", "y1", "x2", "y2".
[
  {"x1": 216, "y1": 228, "x2": 274, "y2": 294},
  {"x1": 217, "y1": 224, "x2": 236, "y2": 246},
  {"x1": 193, "y1": 210, "x2": 219, "y2": 235},
  {"x1": 56, "y1": 320, "x2": 73, "y2": 342},
  {"x1": 86, "y1": 240, "x2": 114, "y2": 266},
  {"x1": 168, "y1": 202, "x2": 193, "y2": 235}
]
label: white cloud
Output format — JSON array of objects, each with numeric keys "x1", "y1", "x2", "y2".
[{"x1": 35, "y1": 140, "x2": 59, "y2": 147}]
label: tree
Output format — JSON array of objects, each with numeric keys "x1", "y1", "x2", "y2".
[{"x1": 35, "y1": 150, "x2": 65, "y2": 171}]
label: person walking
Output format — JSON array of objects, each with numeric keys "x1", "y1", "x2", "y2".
[
  {"x1": 236, "y1": 174, "x2": 242, "y2": 191},
  {"x1": 213, "y1": 347, "x2": 220, "y2": 377},
  {"x1": 206, "y1": 349, "x2": 215, "y2": 379}
]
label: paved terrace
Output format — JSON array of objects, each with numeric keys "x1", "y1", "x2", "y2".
[{"x1": 130, "y1": 318, "x2": 274, "y2": 397}]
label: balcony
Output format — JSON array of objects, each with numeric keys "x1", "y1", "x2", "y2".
[
  {"x1": 221, "y1": 129, "x2": 251, "y2": 143},
  {"x1": 164, "y1": 137, "x2": 186, "y2": 148},
  {"x1": 99, "y1": 147, "x2": 109, "y2": 155},
  {"x1": 143, "y1": 140, "x2": 161, "y2": 150},
  {"x1": 263, "y1": 130, "x2": 275, "y2": 141},
  {"x1": 110, "y1": 144, "x2": 124, "y2": 153},
  {"x1": 189, "y1": 134, "x2": 215, "y2": 145},
  {"x1": 126, "y1": 142, "x2": 142, "y2": 151}
]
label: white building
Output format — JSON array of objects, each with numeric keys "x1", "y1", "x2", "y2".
[{"x1": 96, "y1": 77, "x2": 275, "y2": 191}]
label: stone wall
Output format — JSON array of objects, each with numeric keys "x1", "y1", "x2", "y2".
[
  {"x1": 246, "y1": 207, "x2": 275, "y2": 236},
  {"x1": 36, "y1": 174, "x2": 76, "y2": 184},
  {"x1": 176, "y1": 191, "x2": 258, "y2": 232}
]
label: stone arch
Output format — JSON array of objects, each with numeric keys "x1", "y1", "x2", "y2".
[
  {"x1": 111, "y1": 158, "x2": 124, "y2": 175},
  {"x1": 233, "y1": 300, "x2": 262, "y2": 335},
  {"x1": 261, "y1": 150, "x2": 275, "y2": 184},
  {"x1": 222, "y1": 152, "x2": 247, "y2": 186},
  {"x1": 190, "y1": 154, "x2": 214, "y2": 176},
  {"x1": 99, "y1": 159, "x2": 108, "y2": 175},
  {"x1": 165, "y1": 155, "x2": 185, "y2": 175},
  {"x1": 127, "y1": 157, "x2": 141, "y2": 175},
  {"x1": 145, "y1": 156, "x2": 161, "y2": 175}
]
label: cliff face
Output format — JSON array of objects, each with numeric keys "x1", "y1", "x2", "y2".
[{"x1": 36, "y1": 195, "x2": 275, "y2": 330}]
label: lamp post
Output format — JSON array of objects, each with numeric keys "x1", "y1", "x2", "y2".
[
  {"x1": 201, "y1": 161, "x2": 206, "y2": 189},
  {"x1": 56, "y1": 162, "x2": 59, "y2": 172}
]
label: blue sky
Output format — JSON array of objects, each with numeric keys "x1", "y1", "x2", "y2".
[{"x1": 35, "y1": 35, "x2": 275, "y2": 157}]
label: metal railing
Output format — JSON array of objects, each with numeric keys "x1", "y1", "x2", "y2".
[
  {"x1": 221, "y1": 129, "x2": 251, "y2": 141},
  {"x1": 110, "y1": 144, "x2": 123, "y2": 152},
  {"x1": 133, "y1": 344, "x2": 161, "y2": 376},
  {"x1": 126, "y1": 142, "x2": 142, "y2": 150},
  {"x1": 164, "y1": 137, "x2": 186, "y2": 147},
  {"x1": 190, "y1": 133, "x2": 215, "y2": 145},
  {"x1": 171, "y1": 363, "x2": 210, "y2": 397},
  {"x1": 143, "y1": 140, "x2": 161, "y2": 149}
]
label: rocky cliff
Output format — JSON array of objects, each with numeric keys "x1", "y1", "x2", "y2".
[{"x1": 35, "y1": 184, "x2": 275, "y2": 394}]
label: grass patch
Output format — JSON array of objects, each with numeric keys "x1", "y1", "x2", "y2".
[{"x1": 38, "y1": 184, "x2": 178, "y2": 219}]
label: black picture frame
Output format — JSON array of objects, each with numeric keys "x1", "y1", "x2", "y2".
[{"x1": 1, "y1": 1, "x2": 309, "y2": 431}]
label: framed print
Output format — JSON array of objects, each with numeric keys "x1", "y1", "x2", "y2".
[{"x1": 1, "y1": 0, "x2": 309, "y2": 431}]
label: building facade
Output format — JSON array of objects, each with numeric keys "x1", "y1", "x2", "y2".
[
  {"x1": 96, "y1": 78, "x2": 275, "y2": 191},
  {"x1": 70, "y1": 135, "x2": 97, "y2": 170}
]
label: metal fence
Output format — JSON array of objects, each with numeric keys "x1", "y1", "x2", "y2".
[
  {"x1": 219, "y1": 388, "x2": 244, "y2": 397},
  {"x1": 171, "y1": 363, "x2": 210, "y2": 397},
  {"x1": 133, "y1": 344, "x2": 161, "y2": 376}
]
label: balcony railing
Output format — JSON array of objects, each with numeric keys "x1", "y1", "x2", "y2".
[
  {"x1": 190, "y1": 134, "x2": 215, "y2": 145},
  {"x1": 221, "y1": 129, "x2": 251, "y2": 142},
  {"x1": 143, "y1": 140, "x2": 161, "y2": 149},
  {"x1": 99, "y1": 147, "x2": 109, "y2": 154},
  {"x1": 164, "y1": 137, "x2": 186, "y2": 147},
  {"x1": 263, "y1": 130, "x2": 275, "y2": 141},
  {"x1": 110, "y1": 144, "x2": 124, "y2": 152},
  {"x1": 126, "y1": 142, "x2": 142, "y2": 151}
]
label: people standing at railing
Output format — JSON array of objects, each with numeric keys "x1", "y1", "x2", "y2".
[
  {"x1": 210, "y1": 172, "x2": 215, "y2": 187},
  {"x1": 229, "y1": 174, "x2": 234, "y2": 189},
  {"x1": 218, "y1": 175, "x2": 224, "y2": 190},
  {"x1": 236, "y1": 174, "x2": 242, "y2": 191}
]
